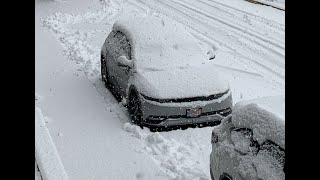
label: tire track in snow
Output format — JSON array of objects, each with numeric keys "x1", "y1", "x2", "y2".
[
  {"x1": 134, "y1": 0, "x2": 284, "y2": 84},
  {"x1": 175, "y1": 0, "x2": 285, "y2": 52},
  {"x1": 195, "y1": 0, "x2": 285, "y2": 40},
  {"x1": 161, "y1": 0, "x2": 285, "y2": 66},
  {"x1": 206, "y1": 0, "x2": 285, "y2": 31}
]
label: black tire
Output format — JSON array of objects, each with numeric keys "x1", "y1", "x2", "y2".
[
  {"x1": 129, "y1": 92, "x2": 143, "y2": 127},
  {"x1": 101, "y1": 54, "x2": 112, "y2": 88},
  {"x1": 101, "y1": 54, "x2": 106, "y2": 82}
]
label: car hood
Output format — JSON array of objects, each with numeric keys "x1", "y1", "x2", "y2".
[{"x1": 134, "y1": 65, "x2": 230, "y2": 100}]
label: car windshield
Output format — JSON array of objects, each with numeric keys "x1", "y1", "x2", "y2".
[{"x1": 135, "y1": 41, "x2": 207, "y2": 71}]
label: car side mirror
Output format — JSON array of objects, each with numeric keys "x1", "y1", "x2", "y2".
[{"x1": 116, "y1": 56, "x2": 133, "y2": 68}]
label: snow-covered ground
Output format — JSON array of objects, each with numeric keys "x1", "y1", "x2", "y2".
[{"x1": 35, "y1": 0, "x2": 284, "y2": 179}]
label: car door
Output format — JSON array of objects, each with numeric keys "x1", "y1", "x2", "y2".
[{"x1": 105, "y1": 31, "x2": 132, "y2": 95}]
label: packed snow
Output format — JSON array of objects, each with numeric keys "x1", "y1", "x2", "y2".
[{"x1": 36, "y1": 0, "x2": 284, "y2": 179}]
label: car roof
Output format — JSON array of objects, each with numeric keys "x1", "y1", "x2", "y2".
[{"x1": 112, "y1": 14, "x2": 207, "y2": 69}]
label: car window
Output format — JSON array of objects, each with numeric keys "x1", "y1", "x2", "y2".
[
  {"x1": 106, "y1": 31, "x2": 131, "y2": 60},
  {"x1": 230, "y1": 128, "x2": 258, "y2": 155},
  {"x1": 259, "y1": 140, "x2": 285, "y2": 170}
]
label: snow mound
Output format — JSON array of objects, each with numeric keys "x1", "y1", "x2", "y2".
[{"x1": 123, "y1": 123, "x2": 209, "y2": 180}]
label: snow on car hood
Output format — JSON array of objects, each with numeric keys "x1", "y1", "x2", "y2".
[{"x1": 134, "y1": 65, "x2": 230, "y2": 99}]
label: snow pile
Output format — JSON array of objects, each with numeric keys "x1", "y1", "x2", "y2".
[
  {"x1": 41, "y1": 0, "x2": 119, "y2": 77},
  {"x1": 232, "y1": 96, "x2": 285, "y2": 148},
  {"x1": 35, "y1": 107, "x2": 69, "y2": 180},
  {"x1": 123, "y1": 122, "x2": 210, "y2": 180},
  {"x1": 113, "y1": 14, "x2": 229, "y2": 99}
]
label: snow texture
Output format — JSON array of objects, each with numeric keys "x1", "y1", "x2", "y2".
[
  {"x1": 232, "y1": 96, "x2": 285, "y2": 148},
  {"x1": 123, "y1": 122, "x2": 210, "y2": 180},
  {"x1": 213, "y1": 96, "x2": 285, "y2": 180},
  {"x1": 37, "y1": 0, "x2": 284, "y2": 179},
  {"x1": 35, "y1": 107, "x2": 69, "y2": 180}
]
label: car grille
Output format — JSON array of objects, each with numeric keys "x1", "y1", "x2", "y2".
[
  {"x1": 145, "y1": 107, "x2": 232, "y2": 124},
  {"x1": 141, "y1": 89, "x2": 229, "y2": 103}
]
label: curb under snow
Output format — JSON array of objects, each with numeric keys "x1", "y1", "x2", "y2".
[{"x1": 35, "y1": 107, "x2": 69, "y2": 180}]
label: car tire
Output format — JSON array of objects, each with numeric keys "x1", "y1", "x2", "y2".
[
  {"x1": 101, "y1": 54, "x2": 112, "y2": 88},
  {"x1": 101, "y1": 54, "x2": 106, "y2": 82},
  {"x1": 129, "y1": 92, "x2": 143, "y2": 128}
]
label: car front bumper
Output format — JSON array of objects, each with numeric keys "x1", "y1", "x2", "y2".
[{"x1": 139, "y1": 91, "x2": 233, "y2": 127}]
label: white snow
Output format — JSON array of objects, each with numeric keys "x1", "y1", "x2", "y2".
[
  {"x1": 114, "y1": 15, "x2": 230, "y2": 99},
  {"x1": 213, "y1": 95, "x2": 285, "y2": 180},
  {"x1": 113, "y1": 15, "x2": 208, "y2": 70},
  {"x1": 135, "y1": 64, "x2": 230, "y2": 99},
  {"x1": 237, "y1": 145, "x2": 285, "y2": 180},
  {"x1": 36, "y1": 0, "x2": 284, "y2": 179},
  {"x1": 123, "y1": 122, "x2": 211, "y2": 180},
  {"x1": 232, "y1": 95, "x2": 285, "y2": 148},
  {"x1": 35, "y1": 107, "x2": 69, "y2": 180}
]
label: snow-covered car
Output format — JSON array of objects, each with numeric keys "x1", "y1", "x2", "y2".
[
  {"x1": 209, "y1": 96, "x2": 285, "y2": 180},
  {"x1": 100, "y1": 15, "x2": 232, "y2": 131}
]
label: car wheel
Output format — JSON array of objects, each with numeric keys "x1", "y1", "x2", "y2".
[
  {"x1": 101, "y1": 54, "x2": 112, "y2": 88},
  {"x1": 101, "y1": 54, "x2": 106, "y2": 82},
  {"x1": 129, "y1": 92, "x2": 143, "y2": 128}
]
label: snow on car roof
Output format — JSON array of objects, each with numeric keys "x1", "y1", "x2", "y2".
[
  {"x1": 232, "y1": 95, "x2": 285, "y2": 148},
  {"x1": 112, "y1": 14, "x2": 208, "y2": 70}
]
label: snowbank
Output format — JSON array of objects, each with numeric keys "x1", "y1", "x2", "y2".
[{"x1": 35, "y1": 107, "x2": 69, "y2": 180}]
